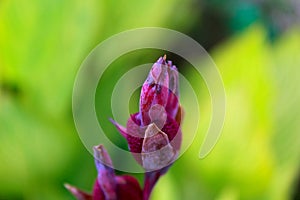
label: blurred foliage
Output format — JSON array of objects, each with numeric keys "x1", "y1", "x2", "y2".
[
  {"x1": 171, "y1": 24, "x2": 300, "y2": 200},
  {"x1": 189, "y1": 0, "x2": 300, "y2": 49},
  {"x1": 0, "y1": 0, "x2": 300, "y2": 200}
]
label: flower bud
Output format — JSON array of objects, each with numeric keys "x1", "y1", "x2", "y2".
[
  {"x1": 139, "y1": 55, "x2": 180, "y2": 125},
  {"x1": 111, "y1": 55, "x2": 182, "y2": 171},
  {"x1": 65, "y1": 145, "x2": 142, "y2": 200},
  {"x1": 110, "y1": 56, "x2": 183, "y2": 200}
]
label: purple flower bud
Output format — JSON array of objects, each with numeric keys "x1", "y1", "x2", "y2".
[
  {"x1": 110, "y1": 56, "x2": 183, "y2": 200},
  {"x1": 139, "y1": 55, "x2": 180, "y2": 125},
  {"x1": 65, "y1": 145, "x2": 143, "y2": 200},
  {"x1": 111, "y1": 55, "x2": 182, "y2": 170}
]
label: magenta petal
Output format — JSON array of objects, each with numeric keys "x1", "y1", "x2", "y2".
[
  {"x1": 165, "y1": 89, "x2": 179, "y2": 119},
  {"x1": 162, "y1": 115, "x2": 182, "y2": 152},
  {"x1": 126, "y1": 114, "x2": 144, "y2": 138},
  {"x1": 116, "y1": 175, "x2": 143, "y2": 200},
  {"x1": 126, "y1": 133, "x2": 143, "y2": 154},
  {"x1": 139, "y1": 83, "x2": 156, "y2": 125},
  {"x1": 92, "y1": 146, "x2": 143, "y2": 200},
  {"x1": 92, "y1": 180, "x2": 105, "y2": 200},
  {"x1": 109, "y1": 118, "x2": 128, "y2": 138},
  {"x1": 64, "y1": 184, "x2": 93, "y2": 200},
  {"x1": 93, "y1": 173, "x2": 143, "y2": 200},
  {"x1": 111, "y1": 114, "x2": 144, "y2": 154}
]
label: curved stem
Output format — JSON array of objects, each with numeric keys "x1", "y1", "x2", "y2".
[{"x1": 143, "y1": 171, "x2": 161, "y2": 200}]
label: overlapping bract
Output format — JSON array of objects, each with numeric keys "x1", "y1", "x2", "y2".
[{"x1": 111, "y1": 55, "x2": 182, "y2": 171}]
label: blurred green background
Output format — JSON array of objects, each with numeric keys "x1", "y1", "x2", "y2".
[{"x1": 1, "y1": 0, "x2": 300, "y2": 199}]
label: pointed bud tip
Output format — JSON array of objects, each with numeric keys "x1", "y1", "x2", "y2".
[
  {"x1": 156, "y1": 55, "x2": 167, "y2": 65},
  {"x1": 64, "y1": 183, "x2": 92, "y2": 200},
  {"x1": 109, "y1": 118, "x2": 128, "y2": 138},
  {"x1": 64, "y1": 183, "x2": 72, "y2": 190},
  {"x1": 93, "y1": 145, "x2": 113, "y2": 166},
  {"x1": 64, "y1": 183, "x2": 78, "y2": 194}
]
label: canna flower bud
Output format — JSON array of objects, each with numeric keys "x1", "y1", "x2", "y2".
[
  {"x1": 139, "y1": 55, "x2": 180, "y2": 125},
  {"x1": 110, "y1": 55, "x2": 183, "y2": 200},
  {"x1": 65, "y1": 145, "x2": 143, "y2": 200},
  {"x1": 111, "y1": 55, "x2": 182, "y2": 171}
]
